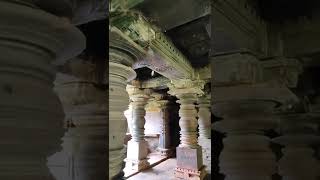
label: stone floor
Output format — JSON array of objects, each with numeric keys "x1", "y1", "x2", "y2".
[
  {"x1": 124, "y1": 152, "x2": 168, "y2": 178},
  {"x1": 127, "y1": 158, "x2": 212, "y2": 180},
  {"x1": 127, "y1": 158, "x2": 176, "y2": 180}
]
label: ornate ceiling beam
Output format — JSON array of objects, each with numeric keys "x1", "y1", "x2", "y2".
[
  {"x1": 110, "y1": 11, "x2": 196, "y2": 80},
  {"x1": 132, "y1": 77, "x2": 170, "y2": 89}
]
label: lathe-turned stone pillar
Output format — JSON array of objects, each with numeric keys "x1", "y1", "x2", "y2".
[
  {"x1": 157, "y1": 98, "x2": 174, "y2": 157},
  {"x1": 168, "y1": 79, "x2": 207, "y2": 180},
  {"x1": 109, "y1": 45, "x2": 137, "y2": 179},
  {"x1": 0, "y1": 1, "x2": 85, "y2": 179},
  {"x1": 212, "y1": 53, "x2": 299, "y2": 180},
  {"x1": 124, "y1": 85, "x2": 151, "y2": 171},
  {"x1": 273, "y1": 113, "x2": 320, "y2": 180},
  {"x1": 197, "y1": 94, "x2": 211, "y2": 173},
  {"x1": 49, "y1": 58, "x2": 107, "y2": 180}
]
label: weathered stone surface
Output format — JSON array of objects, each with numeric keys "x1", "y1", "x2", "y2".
[
  {"x1": 0, "y1": 1, "x2": 85, "y2": 179},
  {"x1": 176, "y1": 147, "x2": 203, "y2": 170}
]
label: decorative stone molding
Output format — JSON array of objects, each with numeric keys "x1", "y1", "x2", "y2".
[
  {"x1": 124, "y1": 85, "x2": 151, "y2": 171},
  {"x1": 0, "y1": 1, "x2": 85, "y2": 179},
  {"x1": 134, "y1": 77, "x2": 170, "y2": 89},
  {"x1": 110, "y1": 11, "x2": 195, "y2": 79}
]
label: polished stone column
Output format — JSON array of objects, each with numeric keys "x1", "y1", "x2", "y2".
[
  {"x1": 197, "y1": 94, "x2": 211, "y2": 173},
  {"x1": 272, "y1": 113, "x2": 320, "y2": 180},
  {"x1": 157, "y1": 99, "x2": 173, "y2": 157},
  {"x1": 109, "y1": 48, "x2": 137, "y2": 179},
  {"x1": 48, "y1": 58, "x2": 107, "y2": 180},
  {"x1": 0, "y1": 1, "x2": 85, "y2": 179},
  {"x1": 124, "y1": 85, "x2": 150, "y2": 171},
  {"x1": 168, "y1": 79, "x2": 207, "y2": 180}
]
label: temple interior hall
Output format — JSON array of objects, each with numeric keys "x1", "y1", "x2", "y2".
[
  {"x1": 2, "y1": 0, "x2": 320, "y2": 180},
  {"x1": 109, "y1": 0, "x2": 320, "y2": 180}
]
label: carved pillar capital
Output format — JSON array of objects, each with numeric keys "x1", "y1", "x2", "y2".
[{"x1": 168, "y1": 79, "x2": 205, "y2": 97}]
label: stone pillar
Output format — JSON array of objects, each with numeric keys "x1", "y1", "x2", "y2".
[
  {"x1": 168, "y1": 79, "x2": 207, "y2": 180},
  {"x1": 0, "y1": 1, "x2": 85, "y2": 179},
  {"x1": 197, "y1": 94, "x2": 211, "y2": 173},
  {"x1": 124, "y1": 85, "x2": 150, "y2": 171},
  {"x1": 272, "y1": 113, "x2": 320, "y2": 180},
  {"x1": 157, "y1": 99, "x2": 174, "y2": 157},
  {"x1": 48, "y1": 58, "x2": 107, "y2": 180},
  {"x1": 211, "y1": 53, "x2": 299, "y2": 180},
  {"x1": 109, "y1": 46, "x2": 137, "y2": 179}
]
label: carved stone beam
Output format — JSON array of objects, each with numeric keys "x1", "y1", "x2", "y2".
[
  {"x1": 132, "y1": 77, "x2": 170, "y2": 89},
  {"x1": 110, "y1": 11, "x2": 195, "y2": 80}
]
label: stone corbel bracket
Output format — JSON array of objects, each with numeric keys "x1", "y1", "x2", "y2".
[{"x1": 110, "y1": 11, "x2": 195, "y2": 80}]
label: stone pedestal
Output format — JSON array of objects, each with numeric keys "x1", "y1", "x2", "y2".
[
  {"x1": 124, "y1": 86, "x2": 150, "y2": 171},
  {"x1": 109, "y1": 43, "x2": 137, "y2": 179},
  {"x1": 197, "y1": 94, "x2": 211, "y2": 173},
  {"x1": 0, "y1": 1, "x2": 85, "y2": 179},
  {"x1": 168, "y1": 79, "x2": 207, "y2": 180}
]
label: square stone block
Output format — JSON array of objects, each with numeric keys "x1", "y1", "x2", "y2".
[
  {"x1": 126, "y1": 140, "x2": 148, "y2": 160},
  {"x1": 176, "y1": 146, "x2": 203, "y2": 170}
]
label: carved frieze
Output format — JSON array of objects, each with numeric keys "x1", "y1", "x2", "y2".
[{"x1": 110, "y1": 11, "x2": 195, "y2": 79}]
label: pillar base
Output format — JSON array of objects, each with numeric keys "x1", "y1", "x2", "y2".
[
  {"x1": 174, "y1": 166, "x2": 207, "y2": 180},
  {"x1": 198, "y1": 138, "x2": 211, "y2": 173},
  {"x1": 177, "y1": 146, "x2": 203, "y2": 170},
  {"x1": 124, "y1": 158, "x2": 150, "y2": 171},
  {"x1": 158, "y1": 148, "x2": 174, "y2": 157}
]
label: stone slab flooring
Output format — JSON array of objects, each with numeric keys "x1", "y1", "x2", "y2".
[
  {"x1": 127, "y1": 158, "x2": 177, "y2": 180},
  {"x1": 127, "y1": 158, "x2": 212, "y2": 180},
  {"x1": 124, "y1": 152, "x2": 168, "y2": 178}
]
